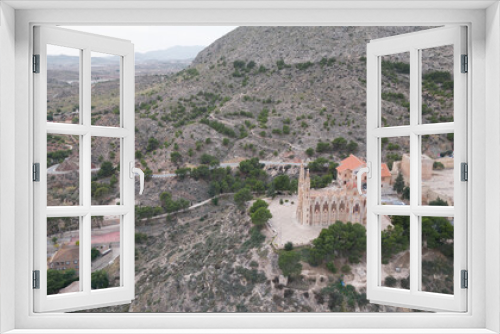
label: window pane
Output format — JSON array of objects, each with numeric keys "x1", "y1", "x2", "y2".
[
  {"x1": 421, "y1": 216, "x2": 454, "y2": 294},
  {"x1": 47, "y1": 217, "x2": 80, "y2": 295},
  {"x1": 47, "y1": 45, "x2": 80, "y2": 124},
  {"x1": 91, "y1": 52, "x2": 121, "y2": 127},
  {"x1": 380, "y1": 136, "x2": 410, "y2": 204},
  {"x1": 91, "y1": 216, "x2": 121, "y2": 290},
  {"x1": 47, "y1": 134, "x2": 80, "y2": 206},
  {"x1": 421, "y1": 134, "x2": 454, "y2": 206},
  {"x1": 381, "y1": 52, "x2": 410, "y2": 127},
  {"x1": 380, "y1": 215, "x2": 410, "y2": 289},
  {"x1": 421, "y1": 45, "x2": 454, "y2": 124},
  {"x1": 91, "y1": 137, "x2": 120, "y2": 205}
]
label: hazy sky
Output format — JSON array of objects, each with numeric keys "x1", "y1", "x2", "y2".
[{"x1": 48, "y1": 26, "x2": 237, "y2": 56}]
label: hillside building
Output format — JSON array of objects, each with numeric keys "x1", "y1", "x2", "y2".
[{"x1": 48, "y1": 245, "x2": 79, "y2": 274}]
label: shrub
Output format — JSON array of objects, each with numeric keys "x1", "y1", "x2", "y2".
[
  {"x1": 284, "y1": 242, "x2": 294, "y2": 251},
  {"x1": 400, "y1": 277, "x2": 410, "y2": 289},
  {"x1": 146, "y1": 137, "x2": 160, "y2": 152},
  {"x1": 234, "y1": 188, "x2": 252, "y2": 209},
  {"x1": 278, "y1": 251, "x2": 302, "y2": 277},
  {"x1": 91, "y1": 270, "x2": 109, "y2": 290},
  {"x1": 326, "y1": 262, "x2": 337, "y2": 274},
  {"x1": 97, "y1": 161, "x2": 114, "y2": 178},
  {"x1": 341, "y1": 264, "x2": 351, "y2": 274},
  {"x1": 47, "y1": 269, "x2": 78, "y2": 295},
  {"x1": 135, "y1": 232, "x2": 148, "y2": 244},
  {"x1": 384, "y1": 275, "x2": 397, "y2": 287},
  {"x1": 433, "y1": 161, "x2": 445, "y2": 170}
]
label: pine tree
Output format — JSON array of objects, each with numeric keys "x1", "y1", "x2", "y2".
[{"x1": 393, "y1": 173, "x2": 405, "y2": 194}]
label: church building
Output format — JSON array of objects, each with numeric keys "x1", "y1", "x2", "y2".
[{"x1": 296, "y1": 162, "x2": 367, "y2": 226}]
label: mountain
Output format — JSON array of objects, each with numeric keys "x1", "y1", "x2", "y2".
[
  {"x1": 135, "y1": 45, "x2": 205, "y2": 62},
  {"x1": 47, "y1": 45, "x2": 205, "y2": 69},
  {"x1": 129, "y1": 26, "x2": 452, "y2": 174}
]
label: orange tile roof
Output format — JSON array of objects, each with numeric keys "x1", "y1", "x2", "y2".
[
  {"x1": 381, "y1": 163, "x2": 391, "y2": 178},
  {"x1": 336, "y1": 155, "x2": 365, "y2": 173}
]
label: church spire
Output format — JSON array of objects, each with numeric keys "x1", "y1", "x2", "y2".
[{"x1": 299, "y1": 162, "x2": 305, "y2": 182}]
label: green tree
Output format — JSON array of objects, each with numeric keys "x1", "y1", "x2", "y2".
[
  {"x1": 385, "y1": 275, "x2": 397, "y2": 287},
  {"x1": 402, "y1": 186, "x2": 410, "y2": 200},
  {"x1": 316, "y1": 141, "x2": 331, "y2": 153},
  {"x1": 347, "y1": 140, "x2": 358, "y2": 153},
  {"x1": 51, "y1": 236, "x2": 58, "y2": 245},
  {"x1": 47, "y1": 269, "x2": 78, "y2": 295},
  {"x1": 175, "y1": 167, "x2": 191, "y2": 180},
  {"x1": 326, "y1": 262, "x2": 337, "y2": 273},
  {"x1": 91, "y1": 270, "x2": 109, "y2": 289},
  {"x1": 250, "y1": 207, "x2": 272, "y2": 228},
  {"x1": 429, "y1": 197, "x2": 448, "y2": 206},
  {"x1": 422, "y1": 216, "x2": 454, "y2": 257},
  {"x1": 250, "y1": 199, "x2": 268, "y2": 214},
  {"x1": 341, "y1": 264, "x2": 351, "y2": 274},
  {"x1": 135, "y1": 232, "x2": 148, "y2": 244},
  {"x1": 381, "y1": 224, "x2": 409, "y2": 264},
  {"x1": 234, "y1": 188, "x2": 252, "y2": 209},
  {"x1": 273, "y1": 175, "x2": 291, "y2": 192},
  {"x1": 144, "y1": 167, "x2": 153, "y2": 181},
  {"x1": 312, "y1": 221, "x2": 366, "y2": 264},
  {"x1": 393, "y1": 173, "x2": 405, "y2": 194},
  {"x1": 98, "y1": 161, "x2": 114, "y2": 178},
  {"x1": 332, "y1": 137, "x2": 348, "y2": 151},
  {"x1": 200, "y1": 153, "x2": 219, "y2": 166},
  {"x1": 170, "y1": 151, "x2": 182, "y2": 165},
  {"x1": 146, "y1": 137, "x2": 160, "y2": 152},
  {"x1": 284, "y1": 242, "x2": 294, "y2": 251},
  {"x1": 306, "y1": 148, "x2": 315, "y2": 157},
  {"x1": 278, "y1": 251, "x2": 302, "y2": 277},
  {"x1": 91, "y1": 247, "x2": 100, "y2": 261},
  {"x1": 110, "y1": 174, "x2": 118, "y2": 188}
]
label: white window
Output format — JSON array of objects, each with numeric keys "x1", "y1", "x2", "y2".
[
  {"x1": 365, "y1": 26, "x2": 467, "y2": 312},
  {"x1": 33, "y1": 26, "x2": 139, "y2": 312},
  {"x1": 1, "y1": 2, "x2": 498, "y2": 333}
]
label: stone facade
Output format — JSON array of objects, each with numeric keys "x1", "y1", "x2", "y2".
[
  {"x1": 400, "y1": 154, "x2": 433, "y2": 181},
  {"x1": 296, "y1": 164, "x2": 366, "y2": 226}
]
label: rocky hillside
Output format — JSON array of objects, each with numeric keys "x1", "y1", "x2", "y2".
[{"x1": 130, "y1": 26, "x2": 453, "y2": 179}]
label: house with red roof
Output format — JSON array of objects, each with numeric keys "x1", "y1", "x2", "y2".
[{"x1": 336, "y1": 154, "x2": 393, "y2": 189}]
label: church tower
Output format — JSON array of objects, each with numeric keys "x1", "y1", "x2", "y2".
[
  {"x1": 302, "y1": 167, "x2": 311, "y2": 225},
  {"x1": 296, "y1": 163, "x2": 304, "y2": 223}
]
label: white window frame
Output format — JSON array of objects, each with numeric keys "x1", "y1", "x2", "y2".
[
  {"x1": 32, "y1": 26, "x2": 136, "y2": 312},
  {"x1": 1, "y1": 1, "x2": 499, "y2": 333},
  {"x1": 366, "y1": 26, "x2": 467, "y2": 312}
]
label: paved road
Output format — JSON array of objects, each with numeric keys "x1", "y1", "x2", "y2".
[
  {"x1": 47, "y1": 161, "x2": 99, "y2": 175},
  {"x1": 141, "y1": 193, "x2": 235, "y2": 221},
  {"x1": 47, "y1": 164, "x2": 67, "y2": 175}
]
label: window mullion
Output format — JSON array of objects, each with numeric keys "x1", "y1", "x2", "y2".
[
  {"x1": 82, "y1": 48, "x2": 92, "y2": 294},
  {"x1": 409, "y1": 47, "x2": 420, "y2": 294}
]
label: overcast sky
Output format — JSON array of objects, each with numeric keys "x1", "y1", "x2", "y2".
[{"x1": 48, "y1": 26, "x2": 237, "y2": 56}]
